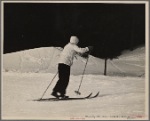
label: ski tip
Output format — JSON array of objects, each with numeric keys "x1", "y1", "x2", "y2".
[
  {"x1": 96, "y1": 91, "x2": 100, "y2": 96},
  {"x1": 86, "y1": 93, "x2": 92, "y2": 98},
  {"x1": 93, "y1": 92, "x2": 100, "y2": 98}
]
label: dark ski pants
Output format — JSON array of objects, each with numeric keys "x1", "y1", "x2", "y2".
[{"x1": 53, "y1": 63, "x2": 70, "y2": 95}]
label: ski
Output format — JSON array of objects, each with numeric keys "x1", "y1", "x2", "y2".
[
  {"x1": 88, "y1": 92, "x2": 100, "y2": 99},
  {"x1": 33, "y1": 92, "x2": 99, "y2": 102}
]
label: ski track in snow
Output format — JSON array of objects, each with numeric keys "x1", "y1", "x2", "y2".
[{"x1": 2, "y1": 72, "x2": 146, "y2": 120}]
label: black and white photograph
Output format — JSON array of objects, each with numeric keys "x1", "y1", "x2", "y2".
[{"x1": 1, "y1": 1, "x2": 149, "y2": 120}]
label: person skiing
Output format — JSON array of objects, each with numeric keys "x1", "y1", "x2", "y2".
[{"x1": 51, "y1": 36, "x2": 93, "y2": 99}]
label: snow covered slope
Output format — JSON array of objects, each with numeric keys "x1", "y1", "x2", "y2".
[
  {"x1": 109, "y1": 47, "x2": 145, "y2": 77},
  {"x1": 3, "y1": 47, "x2": 61, "y2": 73},
  {"x1": 2, "y1": 46, "x2": 147, "y2": 120},
  {"x1": 2, "y1": 72, "x2": 147, "y2": 120},
  {"x1": 3, "y1": 46, "x2": 145, "y2": 76}
]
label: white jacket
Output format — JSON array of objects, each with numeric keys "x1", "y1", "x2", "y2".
[{"x1": 59, "y1": 43, "x2": 89, "y2": 66}]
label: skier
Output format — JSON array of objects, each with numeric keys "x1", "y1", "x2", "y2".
[{"x1": 51, "y1": 36, "x2": 93, "y2": 99}]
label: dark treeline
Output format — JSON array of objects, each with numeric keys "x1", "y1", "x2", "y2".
[{"x1": 4, "y1": 3, "x2": 145, "y2": 58}]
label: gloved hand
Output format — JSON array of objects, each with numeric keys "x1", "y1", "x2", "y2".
[
  {"x1": 88, "y1": 46, "x2": 94, "y2": 53},
  {"x1": 80, "y1": 52, "x2": 89, "y2": 59}
]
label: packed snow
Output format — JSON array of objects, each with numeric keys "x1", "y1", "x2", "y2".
[{"x1": 2, "y1": 46, "x2": 148, "y2": 120}]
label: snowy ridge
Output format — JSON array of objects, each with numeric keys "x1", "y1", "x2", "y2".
[
  {"x1": 3, "y1": 47, "x2": 60, "y2": 73},
  {"x1": 3, "y1": 46, "x2": 145, "y2": 76}
]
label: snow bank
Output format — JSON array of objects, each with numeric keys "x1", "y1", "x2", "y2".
[
  {"x1": 3, "y1": 46, "x2": 145, "y2": 76},
  {"x1": 3, "y1": 47, "x2": 60, "y2": 73}
]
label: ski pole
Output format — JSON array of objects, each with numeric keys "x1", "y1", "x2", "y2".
[
  {"x1": 75, "y1": 56, "x2": 89, "y2": 95},
  {"x1": 39, "y1": 72, "x2": 58, "y2": 100}
]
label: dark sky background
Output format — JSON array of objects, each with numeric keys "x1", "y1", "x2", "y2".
[{"x1": 4, "y1": 3, "x2": 145, "y2": 58}]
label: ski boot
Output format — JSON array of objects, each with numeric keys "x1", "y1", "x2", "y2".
[
  {"x1": 51, "y1": 92, "x2": 69, "y2": 99},
  {"x1": 51, "y1": 91, "x2": 61, "y2": 98},
  {"x1": 58, "y1": 95, "x2": 69, "y2": 100}
]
